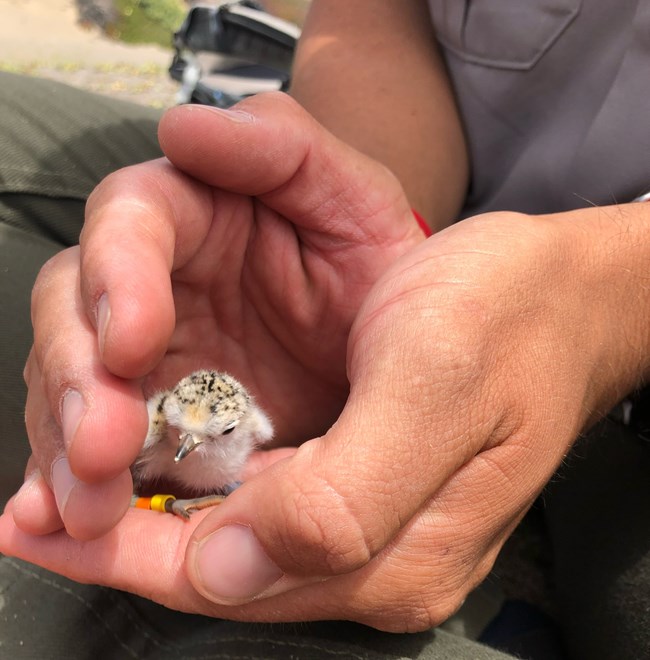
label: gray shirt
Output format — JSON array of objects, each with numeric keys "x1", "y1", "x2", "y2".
[{"x1": 427, "y1": 0, "x2": 650, "y2": 217}]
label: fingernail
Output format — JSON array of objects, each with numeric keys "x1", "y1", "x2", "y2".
[
  {"x1": 4, "y1": 494, "x2": 16, "y2": 515},
  {"x1": 96, "y1": 293, "x2": 110, "y2": 355},
  {"x1": 51, "y1": 457, "x2": 78, "y2": 517},
  {"x1": 61, "y1": 389, "x2": 84, "y2": 451},
  {"x1": 195, "y1": 525, "x2": 283, "y2": 603},
  {"x1": 13, "y1": 470, "x2": 41, "y2": 508},
  {"x1": 187, "y1": 104, "x2": 255, "y2": 123}
]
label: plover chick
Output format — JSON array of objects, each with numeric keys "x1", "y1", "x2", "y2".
[{"x1": 132, "y1": 370, "x2": 273, "y2": 518}]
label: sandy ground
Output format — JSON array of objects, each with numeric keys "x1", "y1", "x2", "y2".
[{"x1": 0, "y1": 0, "x2": 179, "y2": 107}]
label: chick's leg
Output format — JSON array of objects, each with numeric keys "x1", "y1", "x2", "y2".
[{"x1": 168, "y1": 494, "x2": 226, "y2": 519}]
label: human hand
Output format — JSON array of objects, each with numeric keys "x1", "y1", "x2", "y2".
[
  {"x1": 10, "y1": 93, "x2": 424, "y2": 540},
  {"x1": 5, "y1": 207, "x2": 643, "y2": 630}
]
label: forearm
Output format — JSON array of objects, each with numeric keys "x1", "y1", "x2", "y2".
[{"x1": 290, "y1": 0, "x2": 468, "y2": 232}]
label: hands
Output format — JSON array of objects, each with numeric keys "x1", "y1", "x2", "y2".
[
  {"x1": 5, "y1": 93, "x2": 424, "y2": 541},
  {"x1": 2, "y1": 89, "x2": 649, "y2": 631}
]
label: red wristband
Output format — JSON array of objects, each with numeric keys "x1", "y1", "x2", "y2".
[{"x1": 412, "y1": 209, "x2": 432, "y2": 237}]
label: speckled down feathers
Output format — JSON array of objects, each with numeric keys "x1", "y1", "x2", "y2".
[
  {"x1": 172, "y1": 370, "x2": 249, "y2": 418},
  {"x1": 132, "y1": 370, "x2": 274, "y2": 495}
]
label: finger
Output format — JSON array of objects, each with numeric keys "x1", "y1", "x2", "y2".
[
  {"x1": 0, "y1": 507, "x2": 198, "y2": 608},
  {"x1": 178, "y1": 275, "x2": 507, "y2": 606},
  {"x1": 79, "y1": 159, "x2": 215, "y2": 378},
  {"x1": 31, "y1": 248, "x2": 147, "y2": 479},
  {"x1": 0, "y1": 502, "x2": 474, "y2": 630},
  {"x1": 0, "y1": 450, "x2": 37, "y2": 518},
  {"x1": 11, "y1": 460, "x2": 62, "y2": 536},
  {"x1": 11, "y1": 455, "x2": 132, "y2": 542},
  {"x1": 0, "y1": 508, "x2": 292, "y2": 622},
  {"x1": 3, "y1": 496, "x2": 15, "y2": 516},
  {"x1": 0, "y1": 439, "x2": 541, "y2": 632},
  {"x1": 312, "y1": 446, "x2": 538, "y2": 633},
  {"x1": 0, "y1": 502, "x2": 443, "y2": 628},
  {"x1": 82, "y1": 96, "x2": 422, "y2": 383},
  {"x1": 24, "y1": 356, "x2": 134, "y2": 540},
  {"x1": 183, "y1": 413, "x2": 485, "y2": 607},
  {"x1": 158, "y1": 95, "x2": 423, "y2": 250},
  {"x1": 28, "y1": 251, "x2": 143, "y2": 538},
  {"x1": 241, "y1": 446, "x2": 297, "y2": 480}
]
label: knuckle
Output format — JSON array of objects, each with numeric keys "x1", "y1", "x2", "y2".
[
  {"x1": 240, "y1": 90, "x2": 301, "y2": 116},
  {"x1": 31, "y1": 247, "x2": 77, "y2": 310},
  {"x1": 270, "y1": 457, "x2": 374, "y2": 576},
  {"x1": 85, "y1": 166, "x2": 134, "y2": 210},
  {"x1": 418, "y1": 597, "x2": 465, "y2": 631},
  {"x1": 38, "y1": 343, "x2": 68, "y2": 392},
  {"x1": 36, "y1": 332, "x2": 89, "y2": 429},
  {"x1": 23, "y1": 348, "x2": 35, "y2": 386},
  {"x1": 25, "y1": 391, "x2": 64, "y2": 470},
  {"x1": 342, "y1": 525, "x2": 482, "y2": 632},
  {"x1": 357, "y1": 592, "x2": 465, "y2": 633}
]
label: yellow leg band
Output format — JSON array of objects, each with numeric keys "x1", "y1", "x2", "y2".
[
  {"x1": 131, "y1": 494, "x2": 176, "y2": 513},
  {"x1": 150, "y1": 494, "x2": 176, "y2": 513}
]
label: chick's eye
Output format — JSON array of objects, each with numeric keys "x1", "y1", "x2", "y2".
[{"x1": 222, "y1": 425, "x2": 236, "y2": 435}]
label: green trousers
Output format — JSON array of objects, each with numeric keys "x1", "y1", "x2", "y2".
[{"x1": 0, "y1": 72, "x2": 648, "y2": 660}]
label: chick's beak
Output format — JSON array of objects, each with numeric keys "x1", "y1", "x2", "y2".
[{"x1": 175, "y1": 432, "x2": 204, "y2": 463}]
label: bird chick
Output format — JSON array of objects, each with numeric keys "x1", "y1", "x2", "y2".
[{"x1": 132, "y1": 370, "x2": 273, "y2": 518}]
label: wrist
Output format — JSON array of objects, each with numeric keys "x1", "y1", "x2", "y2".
[{"x1": 551, "y1": 203, "x2": 650, "y2": 418}]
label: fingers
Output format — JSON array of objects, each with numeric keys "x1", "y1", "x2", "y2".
[
  {"x1": 179, "y1": 233, "x2": 564, "y2": 609},
  {"x1": 0, "y1": 501, "x2": 482, "y2": 630},
  {"x1": 241, "y1": 446, "x2": 298, "y2": 481},
  {"x1": 185, "y1": 434, "x2": 548, "y2": 629},
  {"x1": 11, "y1": 461, "x2": 61, "y2": 536},
  {"x1": 80, "y1": 93, "x2": 423, "y2": 388},
  {"x1": 181, "y1": 373, "x2": 496, "y2": 607},
  {"x1": 31, "y1": 248, "x2": 147, "y2": 478},
  {"x1": 10, "y1": 460, "x2": 132, "y2": 541},
  {"x1": 25, "y1": 94, "x2": 420, "y2": 545},
  {"x1": 27, "y1": 248, "x2": 145, "y2": 538},
  {"x1": 0, "y1": 435, "x2": 538, "y2": 631},
  {"x1": 0, "y1": 508, "x2": 199, "y2": 609},
  {"x1": 22, "y1": 359, "x2": 135, "y2": 540},
  {"x1": 79, "y1": 159, "x2": 215, "y2": 378},
  {"x1": 27, "y1": 160, "x2": 223, "y2": 534},
  {"x1": 158, "y1": 95, "x2": 422, "y2": 250},
  {"x1": 178, "y1": 244, "x2": 501, "y2": 605}
]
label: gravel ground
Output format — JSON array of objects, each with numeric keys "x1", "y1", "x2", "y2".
[{"x1": 0, "y1": 0, "x2": 180, "y2": 108}]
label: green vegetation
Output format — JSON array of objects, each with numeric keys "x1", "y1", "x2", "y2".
[
  {"x1": 113, "y1": 0, "x2": 186, "y2": 48},
  {"x1": 260, "y1": 0, "x2": 310, "y2": 25},
  {"x1": 108, "y1": 0, "x2": 310, "y2": 49}
]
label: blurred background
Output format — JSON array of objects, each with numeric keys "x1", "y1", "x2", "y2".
[
  {"x1": 0, "y1": 0, "x2": 310, "y2": 107},
  {"x1": 76, "y1": 0, "x2": 310, "y2": 44}
]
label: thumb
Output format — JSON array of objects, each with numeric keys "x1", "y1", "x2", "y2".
[
  {"x1": 185, "y1": 374, "x2": 476, "y2": 606},
  {"x1": 158, "y1": 92, "x2": 421, "y2": 247}
]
